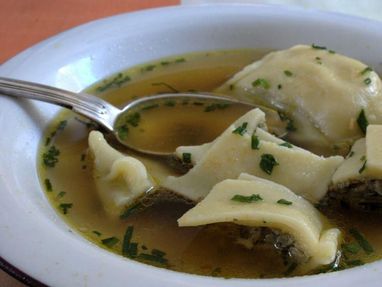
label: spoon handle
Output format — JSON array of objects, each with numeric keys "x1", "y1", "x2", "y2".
[{"x1": 0, "y1": 77, "x2": 121, "y2": 131}]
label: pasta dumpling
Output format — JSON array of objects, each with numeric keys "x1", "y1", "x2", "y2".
[
  {"x1": 178, "y1": 173, "x2": 341, "y2": 271},
  {"x1": 165, "y1": 108, "x2": 343, "y2": 203},
  {"x1": 216, "y1": 45, "x2": 382, "y2": 155},
  {"x1": 88, "y1": 131, "x2": 153, "y2": 217}
]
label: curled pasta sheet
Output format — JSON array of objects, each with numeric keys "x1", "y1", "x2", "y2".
[
  {"x1": 178, "y1": 173, "x2": 341, "y2": 270},
  {"x1": 216, "y1": 45, "x2": 382, "y2": 155},
  {"x1": 88, "y1": 131, "x2": 153, "y2": 217},
  {"x1": 165, "y1": 108, "x2": 343, "y2": 203},
  {"x1": 332, "y1": 125, "x2": 382, "y2": 185}
]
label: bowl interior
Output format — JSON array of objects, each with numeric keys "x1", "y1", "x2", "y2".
[{"x1": 1, "y1": 4, "x2": 382, "y2": 287}]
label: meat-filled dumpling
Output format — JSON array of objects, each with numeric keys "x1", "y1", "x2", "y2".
[
  {"x1": 88, "y1": 131, "x2": 153, "y2": 217},
  {"x1": 216, "y1": 45, "x2": 382, "y2": 155},
  {"x1": 165, "y1": 108, "x2": 343, "y2": 203},
  {"x1": 328, "y1": 125, "x2": 382, "y2": 212},
  {"x1": 178, "y1": 173, "x2": 341, "y2": 272}
]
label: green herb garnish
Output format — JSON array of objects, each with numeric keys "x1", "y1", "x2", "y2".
[
  {"x1": 232, "y1": 122, "x2": 248, "y2": 136},
  {"x1": 231, "y1": 194, "x2": 263, "y2": 203},
  {"x1": 125, "y1": 112, "x2": 140, "y2": 127},
  {"x1": 42, "y1": 145, "x2": 60, "y2": 168},
  {"x1": 364, "y1": 77, "x2": 372, "y2": 85},
  {"x1": 164, "y1": 100, "x2": 176, "y2": 107},
  {"x1": 279, "y1": 142, "x2": 293, "y2": 148},
  {"x1": 277, "y1": 199, "x2": 293, "y2": 205},
  {"x1": 101, "y1": 237, "x2": 119, "y2": 248},
  {"x1": 251, "y1": 134, "x2": 260, "y2": 150},
  {"x1": 357, "y1": 109, "x2": 368, "y2": 134},
  {"x1": 312, "y1": 44, "x2": 327, "y2": 50},
  {"x1": 229, "y1": 84, "x2": 234, "y2": 90},
  {"x1": 58, "y1": 203, "x2": 73, "y2": 215},
  {"x1": 141, "y1": 103, "x2": 159, "y2": 111},
  {"x1": 117, "y1": 125, "x2": 129, "y2": 141},
  {"x1": 277, "y1": 84, "x2": 282, "y2": 90},
  {"x1": 151, "y1": 82, "x2": 179, "y2": 93},
  {"x1": 360, "y1": 67, "x2": 373, "y2": 75},
  {"x1": 329, "y1": 50, "x2": 336, "y2": 54},
  {"x1": 182, "y1": 153, "x2": 192, "y2": 164},
  {"x1": 92, "y1": 230, "x2": 102, "y2": 237},
  {"x1": 342, "y1": 243, "x2": 360, "y2": 254},
  {"x1": 142, "y1": 65, "x2": 156, "y2": 72},
  {"x1": 44, "y1": 178, "x2": 53, "y2": 192},
  {"x1": 160, "y1": 61, "x2": 170, "y2": 66},
  {"x1": 204, "y1": 103, "x2": 230, "y2": 112},
  {"x1": 359, "y1": 160, "x2": 367, "y2": 174},
  {"x1": 96, "y1": 73, "x2": 130, "y2": 92},
  {"x1": 56, "y1": 191, "x2": 66, "y2": 199},
  {"x1": 252, "y1": 78, "x2": 270, "y2": 89},
  {"x1": 122, "y1": 226, "x2": 135, "y2": 257},
  {"x1": 175, "y1": 58, "x2": 186, "y2": 63},
  {"x1": 349, "y1": 228, "x2": 374, "y2": 254},
  {"x1": 120, "y1": 202, "x2": 143, "y2": 219},
  {"x1": 138, "y1": 252, "x2": 168, "y2": 265},
  {"x1": 284, "y1": 70, "x2": 293, "y2": 77},
  {"x1": 260, "y1": 154, "x2": 279, "y2": 175}
]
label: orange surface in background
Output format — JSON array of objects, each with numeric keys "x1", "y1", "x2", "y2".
[
  {"x1": 0, "y1": 0, "x2": 179, "y2": 285},
  {"x1": 0, "y1": 0, "x2": 179, "y2": 64}
]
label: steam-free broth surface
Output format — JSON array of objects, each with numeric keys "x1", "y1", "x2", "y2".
[{"x1": 39, "y1": 50, "x2": 382, "y2": 278}]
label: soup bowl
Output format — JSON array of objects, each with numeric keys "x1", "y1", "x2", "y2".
[{"x1": 1, "y1": 4, "x2": 382, "y2": 287}]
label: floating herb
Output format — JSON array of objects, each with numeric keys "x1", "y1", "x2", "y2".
[
  {"x1": 138, "y1": 252, "x2": 168, "y2": 265},
  {"x1": 92, "y1": 230, "x2": 102, "y2": 237},
  {"x1": 252, "y1": 78, "x2": 270, "y2": 89},
  {"x1": 58, "y1": 203, "x2": 73, "y2": 215},
  {"x1": 232, "y1": 122, "x2": 248, "y2": 136},
  {"x1": 56, "y1": 191, "x2": 66, "y2": 199},
  {"x1": 175, "y1": 58, "x2": 186, "y2": 63},
  {"x1": 42, "y1": 145, "x2": 60, "y2": 168},
  {"x1": 151, "y1": 82, "x2": 179, "y2": 93},
  {"x1": 142, "y1": 64, "x2": 156, "y2": 72},
  {"x1": 277, "y1": 199, "x2": 293, "y2": 205},
  {"x1": 210, "y1": 267, "x2": 222, "y2": 277},
  {"x1": 342, "y1": 243, "x2": 360, "y2": 254},
  {"x1": 204, "y1": 103, "x2": 230, "y2": 112},
  {"x1": 96, "y1": 73, "x2": 131, "y2": 92},
  {"x1": 315, "y1": 56, "x2": 322, "y2": 64},
  {"x1": 122, "y1": 226, "x2": 135, "y2": 257},
  {"x1": 231, "y1": 194, "x2": 263, "y2": 203},
  {"x1": 360, "y1": 155, "x2": 366, "y2": 161},
  {"x1": 141, "y1": 103, "x2": 159, "y2": 111},
  {"x1": 229, "y1": 84, "x2": 234, "y2": 90},
  {"x1": 117, "y1": 125, "x2": 129, "y2": 141},
  {"x1": 311, "y1": 44, "x2": 327, "y2": 50},
  {"x1": 251, "y1": 134, "x2": 260, "y2": 150},
  {"x1": 160, "y1": 61, "x2": 170, "y2": 66},
  {"x1": 349, "y1": 228, "x2": 374, "y2": 254},
  {"x1": 182, "y1": 153, "x2": 192, "y2": 164},
  {"x1": 120, "y1": 202, "x2": 143, "y2": 219},
  {"x1": 260, "y1": 154, "x2": 279, "y2": 175},
  {"x1": 277, "y1": 84, "x2": 282, "y2": 90},
  {"x1": 364, "y1": 78, "x2": 372, "y2": 85},
  {"x1": 329, "y1": 50, "x2": 336, "y2": 54},
  {"x1": 279, "y1": 142, "x2": 293, "y2": 148},
  {"x1": 357, "y1": 109, "x2": 368, "y2": 134},
  {"x1": 359, "y1": 160, "x2": 367, "y2": 174},
  {"x1": 102, "y1": 237, "x2": 119, "y2": 248},
  {"x1": 360, "y1": 67, "x2": 373, "y2": 75},
  {"x1": 44, "y1": 178, "x2": 53, "y2": 192},
  {"x1": 284, "y1": 70, "x2": 293, "y2": 77},
  {"x1": 125, "y1": 112, "x2": 140, "y2": 127},
  {"x1": 164, "y1": 100, "x2": 176, "y2": 107}
]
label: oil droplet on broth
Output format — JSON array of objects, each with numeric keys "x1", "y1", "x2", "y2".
[{"x1": 117, "y1": 102, "x2": 252, "y2": 153}]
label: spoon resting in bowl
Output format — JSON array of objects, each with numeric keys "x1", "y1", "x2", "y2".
[{"x1": 0, "y1": 77, "x2": 286, "y2": 157}]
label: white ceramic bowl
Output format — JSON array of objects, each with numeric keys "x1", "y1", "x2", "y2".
[{"x1": 1, "y1": 4, "x2": 382, "y2": 287}]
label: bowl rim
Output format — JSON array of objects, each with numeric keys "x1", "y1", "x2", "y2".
[{"x1": 1, "y1": 3, "x2": 382, "y2": 287}]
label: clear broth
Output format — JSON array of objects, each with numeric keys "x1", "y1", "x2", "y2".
[{"x1": 39, "y1": 50, "x2": 382, "y2": 278}]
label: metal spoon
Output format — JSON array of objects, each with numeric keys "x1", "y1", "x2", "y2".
[{"x1": 0, "y1": 77, "x2": 286, "y2": 156}]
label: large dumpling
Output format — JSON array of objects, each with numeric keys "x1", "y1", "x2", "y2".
[
  {"x1": 216, "y1": 45, "x2": 382, "y2": 155},
  {"x1": 88, "y1": 131, "x2": 153, "y2": 217},
  {"x1": 164, "y1": 108, "x2": 343, "y2": 203},
  {"x1": 178, "y1": 173, "x2": 341, "y2": 271}
]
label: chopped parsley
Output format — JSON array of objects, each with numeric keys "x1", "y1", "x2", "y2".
[
  {"x1": 102, "y1": 237, "x2": 119, "y2": 248},
  {"x1": 357, "y1": 109, "x2": 368, "y2": 134},
  {"x1": 231, "y1": 194, "x2": 263, "y2": 203},
  {"x1": 56, "y1": 191, "x2": 66, "y2": 199},
  {"x1": 44, "y1": 178, "x2": 53, "y2": 192},
  {"x1": 360, "y1": 67, "x2": 373, "y2": 75},
  {"x1": 311, "y1": 44, "x2": 327, "y2": 50},
  {"x1": 315, "y1": 56, "x2": 322, "y2": 64},
  {"x1": 122, "y1": 226, "x2": 136, "y2": 257},
  {"x1": 342, "y1": 243, "x2": 360, "y2": 254},
  {"x1": 141, "y1": 103, "x2": 159, "y2": 111},
  {"x1": 182, "y1": 153, "x2": 192, "y2": 164},
  {"x1": 92, "y1": 230, "x2": 102, "y2": 237},
  {"x1": 151, "y1": 82, "x2": 179, "y2": 93},
  {"x1": 251, "y1": 134, "x2": 260, "y2": 150},
  {"x1": 58, "y1": 203, "x2": 73, "y2": 215},
  {"x1": 260, "y1": 154, "x2": 279, "y2": 175},
  {"x1": 175, "y1": 58, "x2": 186, "y2": 63},
  {"x1": 204, "y1": 103, "x2": 230, "y2": 112},
  {"x1": 96, "y1": 73, "x2": 131, "y2": 92},
  {"x1": 125, "y1": 112, "x2": 141, "y2": 127},
  {"x1": 138, "y1": 252, "x2": 168, "y2": 265},
  {"x1": 42, "y1": 145, "x2": 60, "y2": 168},
  {"x1": 120, "y1": 202, "x2": 143, "y2": 219},
  {"x1": 160, "y1": 61, "x2": 170, "y2": 66},
  {"x1": 164, "y1": 100, "x2": 176, "y2": 107},
  {"x1": 277, "y1": 111, "x2": 297, "y2": 132},
  {"x1": 359, "y1": 160, "x2": 367, "y2": 174},
  {"x1": 229, "y1": 84, "x2": 234, "y2": 90},
  {"x1": 142, "y1": 64, "x2": 156, "y2": 72},
  {"x1": 277, "y1": 84, "x2": 282, "y2": 90},
  {"x1": 277, "y1": 199, "x2": 293, "y2": 205},
  {"x1": 232, "y1": 122, "x2": 248, "y2": 136},
  {"x1": 279, "y1": 142, "x2": 293, "y2": 148},
  {"x1": 349, "y1": 228, "x2": 374, "y2": 254},
  {"x1": 117, "y1": 125, "x2": 129, "y2": 141},
  {"x1": 252, "y1": 78, "x2": 270, "y2": 90},
  {"x1": 364, "y1": 77, "x2": 372, "y2": 85},
  {"x1": 284, "y1": 70, "x2": 293, "y2": 77}
]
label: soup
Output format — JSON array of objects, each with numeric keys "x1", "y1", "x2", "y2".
[{"x1": 38, "y1": 48, "x2": 382, "y2": 278}]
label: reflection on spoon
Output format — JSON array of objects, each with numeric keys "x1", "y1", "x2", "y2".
[{"x1": 0, "y1": 77, "x2": 287, "y2": 156}]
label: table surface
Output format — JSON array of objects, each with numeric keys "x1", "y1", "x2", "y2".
[{"x1": 0, "y1": 1, "x2": 177, "y2": 285}]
